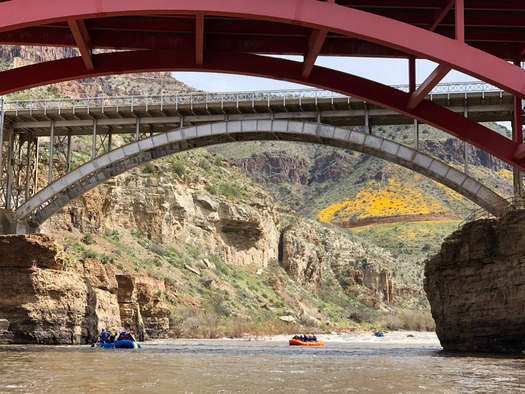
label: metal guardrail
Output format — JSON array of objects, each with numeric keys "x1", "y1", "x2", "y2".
[
  {"x1": 458, "y1": 196, "x2": 525, "y2": 228},
  {"x1": 2, "y1": 81, "x2": 503, "y2": 113}
]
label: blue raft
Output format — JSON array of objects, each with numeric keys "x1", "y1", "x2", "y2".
[{"x1": 96, "y1": 340, "x2": 141, "y2": 349}]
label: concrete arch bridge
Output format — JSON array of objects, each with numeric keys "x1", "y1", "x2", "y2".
[{"x1": 0, "y1": 84, "x2": 513, "y2": 233}]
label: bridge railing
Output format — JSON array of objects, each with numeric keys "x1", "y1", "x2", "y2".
[
  {"x1": 458, "y1": 196, "x2": 525, "y2": 228},
  {"x1": 3, "y1": 81, "x2": 503, "y2": 113}
]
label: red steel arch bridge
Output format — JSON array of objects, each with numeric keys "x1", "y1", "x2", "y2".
[{"x1": 0, "y1": 0, "x2": 525, "y2": 232}]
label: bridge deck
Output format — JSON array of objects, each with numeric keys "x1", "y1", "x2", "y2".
[{"x1": 4, "y1": 86, "x2": 513, "y2": 137}]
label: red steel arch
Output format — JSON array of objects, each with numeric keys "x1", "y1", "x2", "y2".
[{"x1": 1, "y1": 0, "x2": 525, "y2": 167}]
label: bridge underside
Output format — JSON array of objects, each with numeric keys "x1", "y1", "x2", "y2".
[
  {"x1": 0, "y1": 0, "x2": 525, "y2": 171},
  {"x1": 8, "y1": 120, "x2": 508, "y2": 233},
  {"x1": 0, "y1": 0, "x2": 523, "y2": 231}
]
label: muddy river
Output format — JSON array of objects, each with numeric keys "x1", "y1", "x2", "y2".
[{"x1": 1, "y1": 332, "x2": 524, "y2": 393}]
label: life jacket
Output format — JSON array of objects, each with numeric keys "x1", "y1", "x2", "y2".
[{"x1": 99, "y1": 331, "x2": 108, "y2": 342}]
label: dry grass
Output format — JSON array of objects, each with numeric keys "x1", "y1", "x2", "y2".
[
  {"x1": 170, "y1": 307, "x2": 307, "y2": 339},
  {"x1": 381, "y1": 310, "x2": 435, "y2": 331}
]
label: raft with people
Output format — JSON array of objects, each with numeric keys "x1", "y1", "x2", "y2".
[
  {"x1": 96, "y1": 339, "x2": 141, "y2": 349},
  {"x1": 94, "y1": 329, "x2": 141, "y2": 349},
  {"x1": 289, "y1": 334, "x2": 324, "y2": 346}
]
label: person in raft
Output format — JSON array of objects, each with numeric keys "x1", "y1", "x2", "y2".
[
  {"x1": 117, "y1": 331, "x2": 128, "y2": 341},
  {"x1": 98, "y1": 329, "x2": 109, "y2": 343}
]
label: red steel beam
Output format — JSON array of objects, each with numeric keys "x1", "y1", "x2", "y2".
[
  {"x1": 0, "y1": 28, "x2": 518, "y2": 60},
  {"x1": 302, "y1": 0, "x2": 334, "y2": 79},
  {"x1": 0, "y1": 50, "x2": 521, "y2": 170},
  {"x1": 427, "y1": 0, "x2": 455, "y2": 31},
  {"x1": 0, "y1": 30, "x2": 408, "y2": 58},
  {"x1": 67, "y1": 19, "x2": 94, "y2": 71},
  {"x1": 407, "y1": 64, "x2": 451, "y2": 109},
  {"x1": 433, "y1": 28, "x2": 525, "y2": 43},
  {"x1": 302, "y1": 28, "x2": 328, "y2": 79},
  {"x1": 195, "y1": 14, "x2": 204, "y2": 65},
  {"x1": 513, "y1": 58, "x2": 524, "y2": 158},
  {"x1": 0, "y1": 1, "x2": 524, "y2": 98},
  {"x1": 345, "y1": 0, "x2": 525, "y2": 12},
  {"x1": 360, "y1": 10, "x2": 525, "y2": 29},
  {"x1": 455, "y1": 0, "x2": 465, "y2": 42},
  {"x1": 408, "y1": 56, "x2": 416, "y2": 93}
]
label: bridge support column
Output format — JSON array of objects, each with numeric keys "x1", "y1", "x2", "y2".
[
  {"x1": 514, "y1": 170, "x2": 524, "y2": 203},
  {"x1": 512, "y1": 68, "x2": 525, "y2": 203},
  {"x1": 92, "y1": 119, "x2": 97, "y2": 159},
  {"x1": 66, "y1": 133, "x2": 72, "y2": 172},
  {"x1": 413, "y1": 119, "x2": 419, "y2": 150},
  {"x1": 5, "y1": 126, "x2": 14, "y2": 210},
  {"x1": 48, "y1": 121, "x2": 54, "y2": 184},
  {"x1": 464, "y1": 106, "x2": 469, "y2": 175},
  {"x1": 364, "y1": 103, "x2": 372, "y2": 134},
  {"x1": 0, "y1": 209, "x2": 38, "y2": 234}
]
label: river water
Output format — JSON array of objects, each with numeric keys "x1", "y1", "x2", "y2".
[{"x1": 1, "y1": 332, "x2": 525, "y2": 393}]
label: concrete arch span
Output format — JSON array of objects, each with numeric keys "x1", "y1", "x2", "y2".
[{"x1": 14, "y1": 120, "x2": 509, "y2": 227}]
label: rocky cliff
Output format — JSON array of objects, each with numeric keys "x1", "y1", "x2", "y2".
[
  {"x1": 44, "y1": 163, "x2": 281, "y2": 272},
  {"x1": 425, "y1": 209, "x2": 525, "y2": 353},
  {"x1": 235, "y1": 154, "x2": 309, "y2": 185},
  {"x1": 423, "y1": 138, "x2": 509, "y2": 172},
  {"x1": 1, "y1": 45, "x2": 194, "y2": 98},
  {"x1": 0, "y1": 234, "x2": 171, "y2": 344}
]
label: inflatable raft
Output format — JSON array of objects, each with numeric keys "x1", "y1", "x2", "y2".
[
  {"x1": 95, "y1": 340, "x2": 141, "y2": 349},
  {"x1": 289, "y1": 338, "x2": 324, "y2": 346}
]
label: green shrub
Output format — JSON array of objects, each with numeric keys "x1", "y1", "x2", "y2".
[
  {"x1": 172, "y1": 162, "x2": 186, "y2": 176},
  {"x1": 138, "y1": 238, "x2": 150, "y2": 248},
  {"x1": 100, "y1": 253, "x2": 115, "y2": 265},
  {"x1": 81, "y1": 233, "x2": 95, "y2": 245},
  {"x1": 150, "y1": 243, "x2": 165, "y2": 256},
  {"x1": 105, "y1": 228, "x2": 120, "y2": 241},
  {"x1": 82, "y1": 249, "x2": 99, "y2": 259},
  {"x1": 143, "y1": 162, "x2": 157, "y2": 174}
]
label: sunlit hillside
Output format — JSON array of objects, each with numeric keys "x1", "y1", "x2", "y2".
[{"x1": 318, "y1": 175, "x2": 448, "y2": 222}]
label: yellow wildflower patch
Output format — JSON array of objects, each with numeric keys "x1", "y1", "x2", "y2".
[{"x1": 318, "y1": 177, "x2": 446, "y2": 222}]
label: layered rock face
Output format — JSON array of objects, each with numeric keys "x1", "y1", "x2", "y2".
[
  {"x1": 425, "y1": 210, "x2": 525, "y2": 353},
  {"x1": 281, "y1": 221, "x2": 398, "y2": 305},
  {"x1": 0, "y1": 234, "x2": 171, "y2": 344},
  {"x1": 280, "y1": 225, "x2": 323, "y2": 292},
  {"x1": 235, "y1": 154, "x2": 309, "y2": 185},
  {"x1": 44, "y1": 169, "x2": 280, "y2": 272}
]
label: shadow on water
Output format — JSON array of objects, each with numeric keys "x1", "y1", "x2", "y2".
[{"x1": 436, "y1": 350, "x2": 525, "y2": 360}]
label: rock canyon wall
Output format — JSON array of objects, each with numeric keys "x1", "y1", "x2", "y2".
[
  {"x1": 0, "y1": 234, "x2": 171, "y2": 344},
  {"x1": 425, "y1": 210, "x2": 525, "y2": 353}
]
